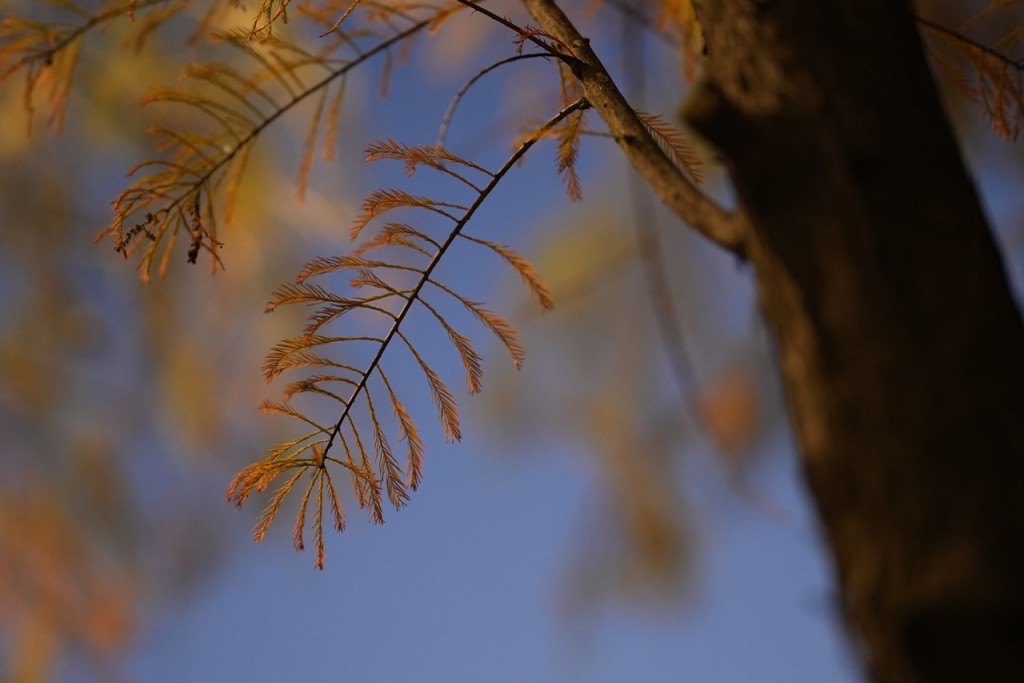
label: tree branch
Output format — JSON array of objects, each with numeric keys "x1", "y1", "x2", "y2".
[
  {"x1": 321, "y1": 98, "x2": 592, "y2": 459},
  {"x1": 519, "y1": 0, "x2": 747, "y2": 258}
]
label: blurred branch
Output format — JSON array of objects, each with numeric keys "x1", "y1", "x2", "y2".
[
  {"x1": 1, "y1": 0, "x2": 171, "y2": 75},
  {"x1": 603, "y1": 0, "x2": 678, "y2": 47},
  {"x1": 619, "y1": 8, "x2": 703, "y2": 405},
  {"x1": 917, "y1": 16, "x2": 1024, "y2": 68}
]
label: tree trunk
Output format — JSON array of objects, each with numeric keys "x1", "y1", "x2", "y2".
[{"x1": 683, "y1": 2, "x2": 1024, "y2": 681}]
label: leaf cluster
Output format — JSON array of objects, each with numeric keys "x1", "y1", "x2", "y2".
[
  {"x1": 3, "y1": 0, "x2": 600, "y2": 567},
  {"x1": 76, "y1": 0, "x2": 697, "y2": 566},
  {"x1": 0, "y1": 1, "x2": 262, "y2": 132},
  {"x1": 922, "y1": 2, "x2": 1024, "y2": 140},
  {"x1": 229, "y1": 125, "x2": 575, "y2": 567},
  {"x1": 97, "y1": 2, "x2": 447, "y2": 280}
]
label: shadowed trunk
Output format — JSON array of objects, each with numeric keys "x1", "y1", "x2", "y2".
[{"x1": 684, "y1": 1, "x2": 1024, "y2": 681}]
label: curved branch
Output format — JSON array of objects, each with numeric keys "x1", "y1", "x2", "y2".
[
  {"x1": 437, "y1": 52, "x2": 554, "y2": 147},
  {"x1": 320, "y1": 97, "x2": 592, "y2": 458},
  {"x1": 520, "y1": 0, "x2": 746, "y2": 258},
  {"x1": 619, "y1": 8, "x2": 703, "y2": 408}
]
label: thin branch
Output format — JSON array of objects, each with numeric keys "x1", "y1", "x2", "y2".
[
  {"x1": 437, "y1": 52, "x2": 554, "y2": 147},
  {"x1": 116, "y1": 18, "x2": 433, "y2": 249},
  {"x1": 917, "y1": 16, "x2": 1024, "y2": 69},
  {"x1": 320, "y1": 97, "x2": 592, "y2": 458},
  {"x1": 620, "y1": 9, "x2": 703, "y2": 409},
  {"x1": 521, "y1": 0, "x2": 746, "y2": 258}
]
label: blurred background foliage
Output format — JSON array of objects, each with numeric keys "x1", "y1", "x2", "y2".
[
  {"x1": 0, "y1": 3, "x2": 305, "y2": 677},
  {"x1": 0, "y1": 0, "x2": 1022, "y2": 680}
]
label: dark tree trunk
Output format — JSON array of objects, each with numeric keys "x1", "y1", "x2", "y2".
[{"x1": 683, "y1": 1, "x2": 1024, "y2": 681}]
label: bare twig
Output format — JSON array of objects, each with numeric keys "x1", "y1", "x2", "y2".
[{"x1": 437, "y1": 53, "x2": 554, "y2": 147}]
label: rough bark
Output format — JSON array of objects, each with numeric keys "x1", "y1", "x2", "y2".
[{"x1": 679, "y1": 1, "x2": 1024, "y2": 681}]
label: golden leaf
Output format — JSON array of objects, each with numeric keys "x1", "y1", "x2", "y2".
[
  {"x1": 460, "y1": 234, "x2": 554, "y2": 310},
  {"x1": 634, "y1": 109, "x2": 703, "y2": 183}
]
